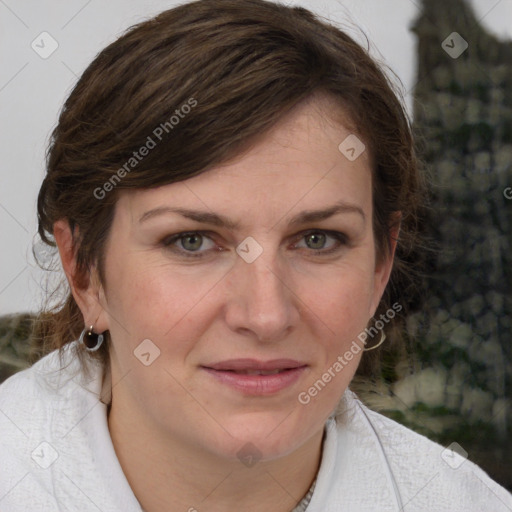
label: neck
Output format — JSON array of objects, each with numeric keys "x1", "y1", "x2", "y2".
[{"x1": 107, "y1": 401, "x2": 325, "y2": 512}]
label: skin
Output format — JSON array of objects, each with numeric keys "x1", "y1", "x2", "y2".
[{"x1": 55, "y1": 94, "x2": 397, "y2": 512}]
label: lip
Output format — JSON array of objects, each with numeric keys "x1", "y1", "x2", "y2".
[
  {"x1": 205, "y1": 358, "x2": 305, "y2": 371},
  {"x1": 201, "y1": 359, "x2": 307, "y2": 395}
]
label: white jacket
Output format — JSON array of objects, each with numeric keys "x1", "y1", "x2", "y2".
[{"x1": 0, "y1": 342, "x2": 510, "y2": 511}]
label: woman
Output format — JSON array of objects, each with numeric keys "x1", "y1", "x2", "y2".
[{"x1": 1, "y1": 0, "x2": 510, "y2": 510}]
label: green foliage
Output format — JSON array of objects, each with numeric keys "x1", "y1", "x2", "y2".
[
  {"x1": 474, "y1": 83, "x2": 490, "y2": 102},
  {"x1": 12, "y1": 314, "x2": 33, "y2": 341},
  {"x1": 502, "y1": 119, "x2": 512, "y2": 144},
  {"x1": 473, "y1": 121, "x2": 494, "y2": 149},
  {"x1": 443, "y1": 122, "x2": 495, "y2": 152},
  {"x1": 448, "y1": 80, "x2": 463, "y2": 95},
  {"x1": 379, "y1": 348, "x2": 403, "y2": 384},
  {"x1": 411, "y1": 402, "x2": 455, "y2": 416},
  {"x1": 438, "y1": 420, "x2": 500, "y2": 445}
]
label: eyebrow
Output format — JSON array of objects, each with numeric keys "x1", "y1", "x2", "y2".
[{"x1": 138, "y1": 200, "x2": 365, "y2": 229}]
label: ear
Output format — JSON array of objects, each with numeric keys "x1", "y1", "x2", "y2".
[
  {"x1": 53, "y1": 219, "x2": 109, "y2": 333},
  {"x1": 369, "y1": 212, "x2": 401, "y2": 316}
]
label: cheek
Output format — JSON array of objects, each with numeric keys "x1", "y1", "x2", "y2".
[
  {"x1": 102, "y1": 254, "x2": 226, "y2": 367},
  {"x1": 294, "y1": 259, "x2": 376, "y2": 386},
  {"x1": 298, "y1": 260, "x2": 376, "y2": 329},
  {"x1": 104, "y1": 254, "x2": 182, "y2": 322}
]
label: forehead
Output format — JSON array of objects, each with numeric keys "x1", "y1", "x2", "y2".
[{"x1": 117, "y1": 96, "x2": 372, "y2": 227}]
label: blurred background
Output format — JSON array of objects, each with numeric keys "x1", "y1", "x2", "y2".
[{"x1": 1, "y1": 0, "x2": 511, "y2": 491}]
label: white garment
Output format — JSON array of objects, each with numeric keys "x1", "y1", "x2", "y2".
[{"x1": 0, "y1": 341, "x2": 510, "y2": 511}]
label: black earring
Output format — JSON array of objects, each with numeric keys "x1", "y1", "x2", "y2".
[{"x1": 79, "y1": 325, "x2": 104, "y2": 352}]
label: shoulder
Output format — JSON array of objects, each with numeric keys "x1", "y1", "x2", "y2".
[
  {"x1": 0, "y1": 343, "x2": 103, "y2": 507},
  {"x1": 337, "y1": 390, "x2": 512, "y2": 511},
  {"x1": 0, "y1": 342, "x2": 87, "y2": 455},
  {"x1": 0, "y1": 343, "x2": 142, "y2": 511},
  {"x1": 0, "y1": 341, "x2": 105, "y2": 443},
  {"x1": 0, "y1": 343, "x2": 84, "y2": 423},
  {"x1": 0, "y1": 347, "x2": 66, "y2": 424}
]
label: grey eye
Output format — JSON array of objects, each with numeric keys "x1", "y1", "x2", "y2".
[
  {"x1": 180, "y1": 233, "x2": 204, "y2": 251},
  {"x1": 304, "y1": 232, "x2": 327, "y2": 250}
]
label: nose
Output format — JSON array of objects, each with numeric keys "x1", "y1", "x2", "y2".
[{"x1": 224, "y1": 246, "x2": 300, "y2": 343}]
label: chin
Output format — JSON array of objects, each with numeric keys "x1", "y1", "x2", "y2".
[{"x1": 208, "y1": 410, "x2": 316, "y2": 462}]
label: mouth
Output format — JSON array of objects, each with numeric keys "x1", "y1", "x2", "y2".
[
  {"x1": 217, "y1": 368, "x2": 291, "y2": 375},
  {"x1": 201, "y1": 359, "x2": 307, "y2": 395}
]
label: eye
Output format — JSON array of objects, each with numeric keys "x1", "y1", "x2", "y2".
[
  {"x1": 294, "y1": 230, "x2": 347, "y2": 255},
  {"x1": 162, "y1": 231, "x2": 217, "y2": 258},
  {"x1": 161, "y1": 229, "x2": 348, "y2": 259}
]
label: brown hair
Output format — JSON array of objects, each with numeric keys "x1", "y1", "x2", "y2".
[{"x1": 34, "y1": 0, "x2": 427, "y2": 377}]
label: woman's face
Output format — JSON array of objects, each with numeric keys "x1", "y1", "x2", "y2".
[{"x1": 94, "y1": 97, "x2": 393, "y2": 462}]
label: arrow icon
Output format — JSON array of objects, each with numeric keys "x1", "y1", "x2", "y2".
[
  {"x1": 236, "y1": 237, "x2": 263, "y2": 263},
  {"x1": 441, "y1": 441, "x2": 467, "y2": 469},
  {"x1": 134, "y1": 339, "x2": 161, "y2": 366},
  {"x1": 31, "y1": 31, "x2": 59, "y2": 59},
  {"x1": 338, "y1": 134, "x2": 365, "y2": 161},
  {"x1": 31, "y1": 442, "x2": 59, "y2": 468},
  {"x1": 237, "y1": 442, "x2": 262, "y2": 467},
  {"x1": 441, "y1": 32, "x2": 468, "y2": 59}
]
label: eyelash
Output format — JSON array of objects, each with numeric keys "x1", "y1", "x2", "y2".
[{"x1": 161, "y1": 230, "x2": 348, "y2": 259}]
